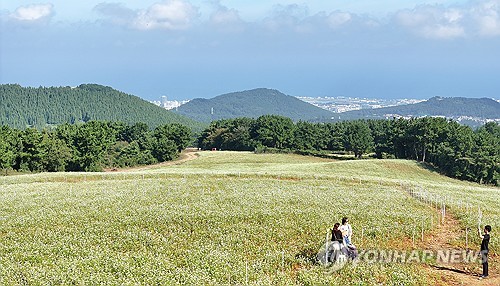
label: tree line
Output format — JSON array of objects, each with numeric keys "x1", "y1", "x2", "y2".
[
  {"x1": 198, "y1": 115, "x2": 500, "y2": 185},
  {"x1": 1, "y1": 116, "x2": 498, "y2": 185},
  {"x1": 0, "y1": 121, "x2": 191, "y2": 172}
]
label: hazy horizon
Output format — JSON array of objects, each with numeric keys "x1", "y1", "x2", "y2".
[{"x1": 2, "y1": 0, "x2": 500, "y2": 101}]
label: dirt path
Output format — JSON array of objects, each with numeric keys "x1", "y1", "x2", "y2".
[
  {"x1": 105, "y1": 148, "x2": 200, "y2": 172},
  {"x1": 423, "y1": 212, "x2": 498, "y2": 285}
]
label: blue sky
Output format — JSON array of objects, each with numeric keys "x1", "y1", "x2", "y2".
[{"x1": 1, "y1": 0, "x2": 500, "y2": 101}]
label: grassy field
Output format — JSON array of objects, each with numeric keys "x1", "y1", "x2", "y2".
[{"x1": 0, "y1": 151, "x2": 498, "y2": 285}]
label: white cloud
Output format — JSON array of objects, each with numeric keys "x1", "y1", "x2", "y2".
[
  {"x1": 393, "y1": 1, "x2": 500, "y2": 39},
  {"x1": 444, "y1": 9, "x2": 463, "y2": 23},
  {"x1": 134, "y1": 0, "x2": 198, "y2": 30},
  {"x1": 208, "y1": 2, "x2": 245, "y2": 33},
  {"x1": 262, "y1": 4, "x2": 308, "y2": 32},
  {"x1": 421, "y1": 24, "x2": 465, "y2": 39},
  {"x1": 470, "y1": 0, "x2": 500, "y2": 36},
  {"x1": 94, "y1": 0, "x2": 199, "y2": 30},
  {"x1": 394, "y1": 5, "x2": 466, "y2": 39},
  {"x1": 327, "y1": 11, "x2": 352, "y2": 29},
  {"x1": 6, "y1": 0, "x2": 499, "y2": 40},
  {"x1": 210, "y1": 6, "x2": 241, "y2": 25},
  {"x1": 93, "y1": 3, "x2": 136, "y2": 26},
  {"x1": 10, "y1": 3, "x2": 54, "y2": 22}
]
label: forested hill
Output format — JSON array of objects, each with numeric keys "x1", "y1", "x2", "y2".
[
  {"x1": 0, "y1": 84, "x2": 201, "y2": 130},
  {"x1": 338, "y1": 96, "x2": 500, "y2": 121},
  {"x1": 174, "y1": 88, "x2": 335, "y2": 122}
]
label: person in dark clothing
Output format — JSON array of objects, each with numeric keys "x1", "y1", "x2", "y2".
[
  {"x1": 478, "y1": 225, "x2": 491, "y2": 279},
  {"x1": 331, "y1": 223, "x2": 343, "y2": 244}
]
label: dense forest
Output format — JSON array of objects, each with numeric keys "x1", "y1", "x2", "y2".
[
  {"x1": 0, "y1": 84, "x2": 202, "y2": 130},
  {"x1": 0, "y1": 121, "x2": 191, "y2": 172},
  {"x1": 175, "y1": 88, "x2": 334, "y2": 122},
  {"x1": 198, "y1": 116, "x2": 500, "y2": 185}
]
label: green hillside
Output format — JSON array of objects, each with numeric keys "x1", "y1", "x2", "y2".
[
  {"x1": 1, "y1": 152, "x2": 498, "y2": 285},
  {"x1": 0, "y1": 84, "x2": 202, "y2": 130},
  {"x1": 338, "y1": 96, "x2": 500, "y2": 120},
  {"x1": 174, "y1": 88, "x2": 335, "y2": 122}
]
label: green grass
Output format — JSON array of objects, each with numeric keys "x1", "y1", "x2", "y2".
[{"x1": 0, "y1": 151, "x2": 498, "y2": 285}]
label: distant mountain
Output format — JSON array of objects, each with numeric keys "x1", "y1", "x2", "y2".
[
  {"x1": 174, "y1": 88, "x2": 335, "y2": 122},
  {"x1": 337, "y1": 96, "x2": 500, "y2": 122},
  {"x1": 0, "y1": 84, "x2": 202, "y2": 130}
]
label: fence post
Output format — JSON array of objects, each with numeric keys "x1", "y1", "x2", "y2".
[
  {"x1": 465, "y1": 227, "x2": 469, "y2": 249},
  {"x1": 412, "y1": 226, "x2": 416, "y2": 248},
  {"x1": 443, "y1": 203, "x2": 446, "y2": 221},
  {"x1": 421, "y1": 219, "x2": 424, "y2": 242},
  {"x1": 441, "y1": 203, "x2": 445, "y2": 224}
]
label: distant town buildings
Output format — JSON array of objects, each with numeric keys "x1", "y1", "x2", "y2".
[
  {"x1": 151, "y1": 96, "x2": 190, "y2": 110},
  {"x1": 296, "y1": 96, "x2": 499, "y2": 126},
  {"x1": 296, "y1": 96, "x2": 425, "y2": 113}
]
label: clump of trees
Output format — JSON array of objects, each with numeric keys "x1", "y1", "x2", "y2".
[
  {"x1": 0, "y1": 121, "x2": 191, "y2": 172},
  {"x1": 198, "y1": 115, "x2": 500, "y2": 185}
]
